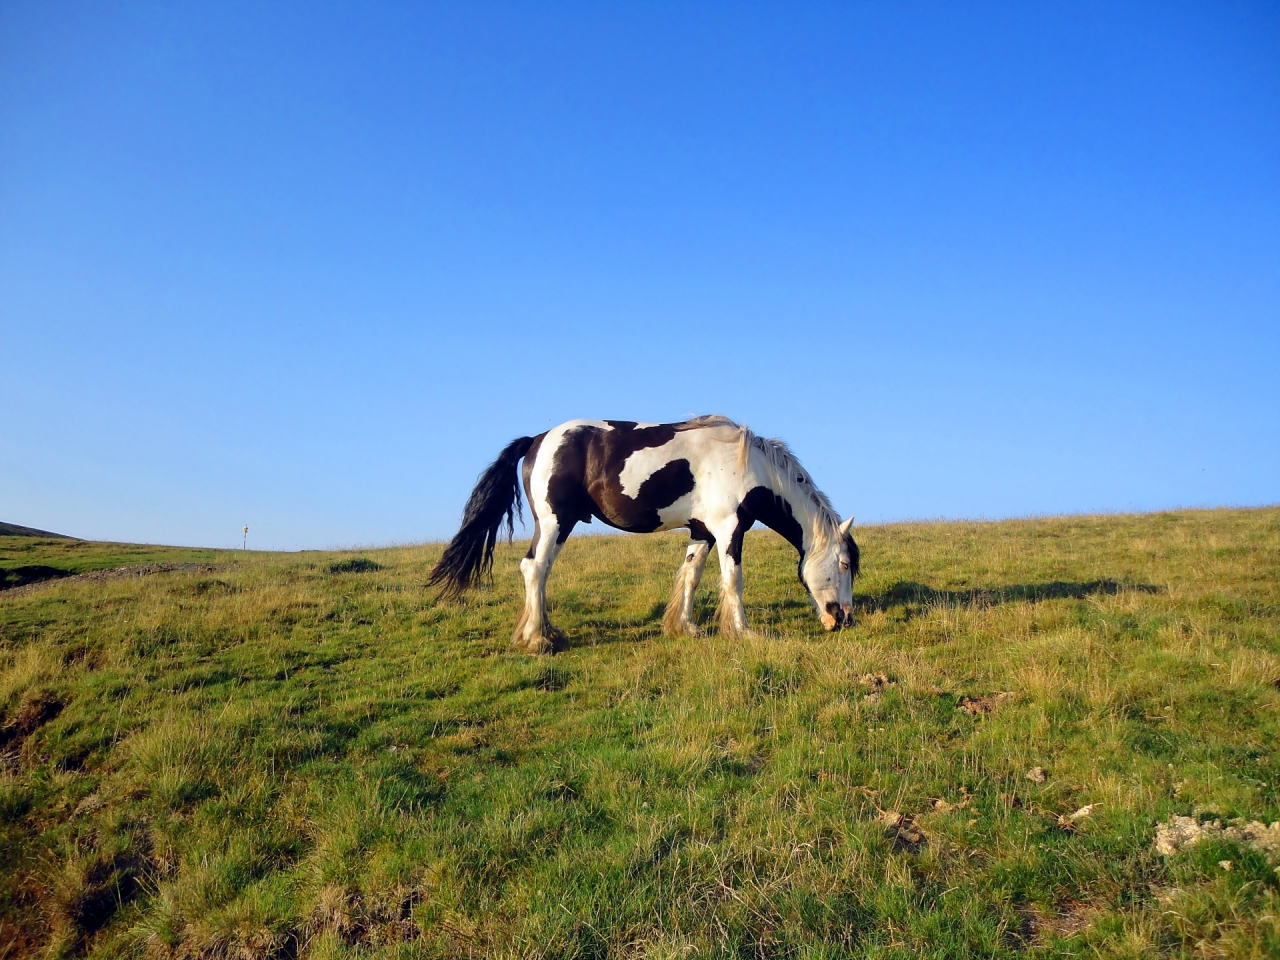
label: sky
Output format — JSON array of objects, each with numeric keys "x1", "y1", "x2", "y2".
[{"x1": 1, "y1": 1, "x2": 1277, "y2": 550}]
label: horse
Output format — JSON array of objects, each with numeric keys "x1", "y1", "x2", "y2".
[{"x1": 428, "y1": 415, "x2": 859, "y2": 654}]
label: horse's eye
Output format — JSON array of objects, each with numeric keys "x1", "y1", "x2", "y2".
[
  {"x1": 796, "y1": 476, "x2": 805, "y2": 483},
  {"x1": 839, "y1": 561, "x2": 849, "y2": 572}
]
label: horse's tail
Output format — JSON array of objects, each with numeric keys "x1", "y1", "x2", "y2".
[{"x1": 428, "y1": 435, "x2": 536, "y2": 598}]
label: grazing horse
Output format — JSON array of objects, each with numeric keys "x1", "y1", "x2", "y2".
[{"x1": 428, "y1": 415, "x2": 859, "y2": 654}]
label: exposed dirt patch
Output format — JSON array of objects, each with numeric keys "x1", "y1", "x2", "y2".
[
  {"x1": 929, "y1": 786, "x2": 973, "y2": 813},
  {"x1": 957, "y1": 692, "x2": 1014, "y2": 716},
  {"x1": 880, "y1": 811, "x2": 926, "y2": 852},
  {"x1": 859, "y1": 672, "x2": 896, "y2": 702},
  {"x1": 1017, "y1": 900, "x2": 1099, "y2": 946},
  {"x1": 0, "y1": 691, "x2": 64, "y2": 770},
  {"x1": 304, "y1": 883, "x2": 421, "y2": 951},
  {"x1": 62, "y1": 849, "x2": 147, "y2": 939},
  {"x1": 0, "y1": 878, "x2": 48, "y2": 960}
]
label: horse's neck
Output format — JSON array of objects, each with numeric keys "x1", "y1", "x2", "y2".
[
  {"x1": 733, "y1": 431, "x2": 836, "y2": 554},
  {"x1": 788, "y1": 488, "x2": 826, "y2": 553},
  {"x1": 750, "y1": 470, "x2": 825, "y2": 554}
]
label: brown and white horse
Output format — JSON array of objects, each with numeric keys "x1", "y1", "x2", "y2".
[{"x1": 429, "y1": 415, "x2": 859, "y2": 654}]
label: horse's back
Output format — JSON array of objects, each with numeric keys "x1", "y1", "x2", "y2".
[{"x1": 527, "y1": 417, "x2": 744, "y2": 534}]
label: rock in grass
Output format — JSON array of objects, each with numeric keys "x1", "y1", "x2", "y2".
[
  {"x1": 1153, "y1": 815, "x2": 1280, "y2": 859},
  {"x1": 1154, "y1": 815, "x2": 1205, "y2": 855},
  {"x1": 1057, "y1": 804, "x2": 1098, "y2": 831}
]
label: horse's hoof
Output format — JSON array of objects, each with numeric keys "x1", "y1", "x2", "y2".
[{"x1": 525, "y1": 636, "x2": 555, "y2": 656}]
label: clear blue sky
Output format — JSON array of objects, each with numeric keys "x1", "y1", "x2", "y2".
[{"x1": 2, "y1": 1, "x2": 1277, "y2": 550}]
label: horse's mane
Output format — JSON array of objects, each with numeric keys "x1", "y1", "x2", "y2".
[
  {"x1": 680, "y1": 414, "x2": 843, "y2": 545},
  {"x1": 674, "y1": 413, "x2": 740, "y2": 432}
]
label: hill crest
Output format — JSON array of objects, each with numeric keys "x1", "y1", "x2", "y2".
[{"x1": 0, "y1": 521, "x2": 75, "y2": 539}]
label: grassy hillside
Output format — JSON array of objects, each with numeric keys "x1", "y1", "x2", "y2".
[
  {"x1": 1, "y1": 509, "x2": 1278, "y2": 959},
  {"x1": 0, "y1": 537, "x2": 221, "y2": 591}
]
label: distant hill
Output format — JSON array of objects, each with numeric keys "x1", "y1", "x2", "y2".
[{"x1": 0, "y1": 521, "x2": 75, "y2": 538}]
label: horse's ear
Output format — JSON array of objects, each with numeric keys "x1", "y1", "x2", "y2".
[{"x1": 838, "y1": 516, "x2": 855, "y2": 536}]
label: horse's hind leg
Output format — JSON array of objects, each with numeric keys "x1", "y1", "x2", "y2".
[
  {"x1": 663, "y1": 538, "x2": 712, "y2": 637},
  {"x1": 514, "y1": 518, "x2": 572, "y2": 655}
]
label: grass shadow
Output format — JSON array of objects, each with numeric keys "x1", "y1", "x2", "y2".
[
  {"x1": 487, "y1": 579, "x2": 1163, "y2": 650},
  {"x1": 856, "y1": 579, "x2": 1160, "y2": 615},
  {"x1": 0, "y1": 564, "x2": 72, "y2": 591},
  {"x1": 329, "y1": 557, "x2": 383, "y2": 574}
]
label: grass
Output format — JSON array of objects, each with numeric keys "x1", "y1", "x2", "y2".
[
  {"x1": 1, "y1": 507, "x2": 1278, "y2": 959},
  {"x1": 0, "y1": 539, "x2": 222, "y2": 592}
]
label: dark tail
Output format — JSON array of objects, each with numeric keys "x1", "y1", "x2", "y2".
[{"x1": 428, "y1": 436, "x2": 536, "y2": 598}]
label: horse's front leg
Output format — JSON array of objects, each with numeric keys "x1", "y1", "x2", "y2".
[
  {"x1": 514, "y1": 520, "x2": 570, "y2": 655},
  {"x1": 663, "y1": 538, "x2": 712, "y2": 637},
  {"x1": 714, "y1": 537, "x2": 750, "y2": 639}
]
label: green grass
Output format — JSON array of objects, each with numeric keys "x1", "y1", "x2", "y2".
[
  {"x1": 0, "y1": 538, "x2": 221, "y2": 591},
  {"x1": 1, "y1": 508, "x2": 1278, "y2": 959}
]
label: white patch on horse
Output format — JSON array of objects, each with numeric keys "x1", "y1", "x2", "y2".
[
  {"x1": 617, "y1": 438, "x2": 687, "y2": 498},
  {"x1": 655, "y1": 492, "x2": 695, "y2": 531},
  {"x1": 528, "y1": 420, "x2": 612, "y2": 508},
  {"x1": 619, "y1": 424, "x2": 744, "y2": 531}
]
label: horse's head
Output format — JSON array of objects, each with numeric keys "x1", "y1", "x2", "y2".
[{"x1": 801, "y1": 517, "x2": 859, "y2": 630}]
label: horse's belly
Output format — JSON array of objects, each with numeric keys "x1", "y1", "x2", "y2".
[
  {"x1": 592, "y1": 495, "x2": 692, "y2": 533},
  {"x1": 654, "y1": 494, "x2": 695, "y2": 531},
  {"x1": 588, "y1": 463, "x2": 696, "y2": 533}
]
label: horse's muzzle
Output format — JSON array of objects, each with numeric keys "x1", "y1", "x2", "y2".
[{"x1": 822, "y1": 603, "x2": 852, "y2": 631}]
